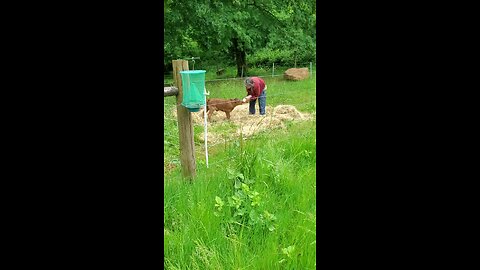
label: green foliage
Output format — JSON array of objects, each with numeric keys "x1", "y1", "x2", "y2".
[
  {"x1": 213, "y1": 167, "x2": 277, "y2": 234},
  {"x1": 164, "y1": 0, "x2": 316, "y2": 68},
  {"x1": 247, "y1": 48, "x2": 294, "y2": 67},
  {"x1": 164, "y1": 35, "x2": 202, "y2": 68}
]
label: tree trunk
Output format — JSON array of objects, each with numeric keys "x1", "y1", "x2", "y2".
[
  {"x1": 294, "y1": 50, "x2": 297, "y2": 68},
  {"x1": 232, "y1": 38, "x2": 247, "y2": 77}
]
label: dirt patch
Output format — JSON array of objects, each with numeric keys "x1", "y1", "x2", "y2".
[{"x1": 171, "y1": 104, "x2": 312, "y2": 144}]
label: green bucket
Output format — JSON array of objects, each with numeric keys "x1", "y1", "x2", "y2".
[{"x1": 180, "y1": 70, "x2": 206, "y2": 112}]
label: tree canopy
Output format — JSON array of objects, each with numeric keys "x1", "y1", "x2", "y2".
[{"x1": 164, "y1": 0, "x2": 316, "y2": 76}]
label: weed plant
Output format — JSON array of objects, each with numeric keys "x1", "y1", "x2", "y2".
[{"x1": 164, "y1": 75, "x2": 316, "y2": 269}]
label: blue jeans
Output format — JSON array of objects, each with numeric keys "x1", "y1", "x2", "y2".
[{"x1": 249, "y1": 90, "x2": 266, "y2": 115}]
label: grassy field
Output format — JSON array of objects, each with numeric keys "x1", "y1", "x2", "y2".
[{"x1": 164, "y1": 71, "x2": 316, "y2": 269}]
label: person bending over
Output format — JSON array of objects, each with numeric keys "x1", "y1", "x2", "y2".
[{"x1": 243, "y1": 77, "x2": 267, "y2": 115}]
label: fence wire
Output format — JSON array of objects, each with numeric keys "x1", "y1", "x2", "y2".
[
  {"x1": 163, "y1": 88, "x2": 316, "y2": 109},
  {"x1": 164, "y1": 72, "x2": 317, "y2": 86},
  {"x1": 164, "y1": 62, "x2": 316, "y2": 85}
]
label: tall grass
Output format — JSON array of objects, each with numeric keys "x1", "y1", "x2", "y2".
[
  {"x1": 164, "y1": 120, "x2": 316, "y2": 269},
  {"x1": 164, "y1": 74, "x2": 316, "y2": 269}
]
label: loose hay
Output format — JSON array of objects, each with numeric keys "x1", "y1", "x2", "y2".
[
  {"x1": 273, "y1": 105, "x2": 311, "y2": 121},
  {"x1": 169, "y1": 103, "x2": 312, "y2": 144},
  {"x1": 237, "y1": 116, "x2": 285, "y2": 137},
  {"x1": 198, "y1": 131, "x2": 220, "y2": 143}
]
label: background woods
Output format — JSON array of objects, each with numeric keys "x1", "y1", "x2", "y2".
[{"x1": 164, "y1": 0, "x2": 316, "y2": 76}]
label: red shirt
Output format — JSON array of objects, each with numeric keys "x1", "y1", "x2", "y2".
[{"x1": 246, "y1": 77, "x2": 266, "y2": 100}]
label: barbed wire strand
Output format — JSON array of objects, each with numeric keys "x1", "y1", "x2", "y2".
[
  {"x1": 163, "y1": 85, "x2": 317, "y2": 103},
  {"x1": 163, "y1": 88, "x2": 317, "y2": 109},
  {"x1": 164, "y1": 69, "x2": 317, "y2": 85},
  {"x1": 163, "y1": 95, "x2": 317, "y2": 124},
  {"x1": 163, "y1": 63, "x2": 316, "y2": 78}
]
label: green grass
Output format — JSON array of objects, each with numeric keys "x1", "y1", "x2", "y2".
[{"x1": 164, "y1": 73, "x2": 316, "y2": 269}]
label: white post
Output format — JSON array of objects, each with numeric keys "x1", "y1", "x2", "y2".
[
  {"x1": 204, "y1": 87, "x2": 209, "y2": 168},
  {"x1": 241, "y1": 66, "x2": 244, "y2": 78},
  {"x1": 272, "y1": 62, "x2": 275, "y2": 77}
]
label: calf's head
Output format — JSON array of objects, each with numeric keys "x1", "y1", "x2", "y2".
[{"x1": 231, "y1": 98, "x2": 243, "y2": 106}]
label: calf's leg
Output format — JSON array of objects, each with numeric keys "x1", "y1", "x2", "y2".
[{"x1": 208, "y1": 106, "x2": 217, "y2": 121}]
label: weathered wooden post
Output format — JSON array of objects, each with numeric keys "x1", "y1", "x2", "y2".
[
  {"x1": 172, "y1": 59, "x2": 196, "y2": 180},
  {"x1": 163, "y1": 86, "x2": 178, "y2": 97}
]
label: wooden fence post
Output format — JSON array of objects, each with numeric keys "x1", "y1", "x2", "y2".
[{"x1": 172, "y1": 59, "x2": 196, "y2": 180}]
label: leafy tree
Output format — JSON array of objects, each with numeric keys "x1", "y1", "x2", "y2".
[{"x1": 164, "y1": 0, "x2": 316, "y2": 76}]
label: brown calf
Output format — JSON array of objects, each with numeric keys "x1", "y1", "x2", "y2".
[{"x1": 205, "y1": 98, "x2": 244, "y2": 121}]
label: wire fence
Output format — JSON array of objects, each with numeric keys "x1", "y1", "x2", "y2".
[
  {"x1": 163, "y1": 88, "x2": 316, "y2": 110},
  {"x1": 163, "y1": 62, "x2": 316, "y2": 86}
]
